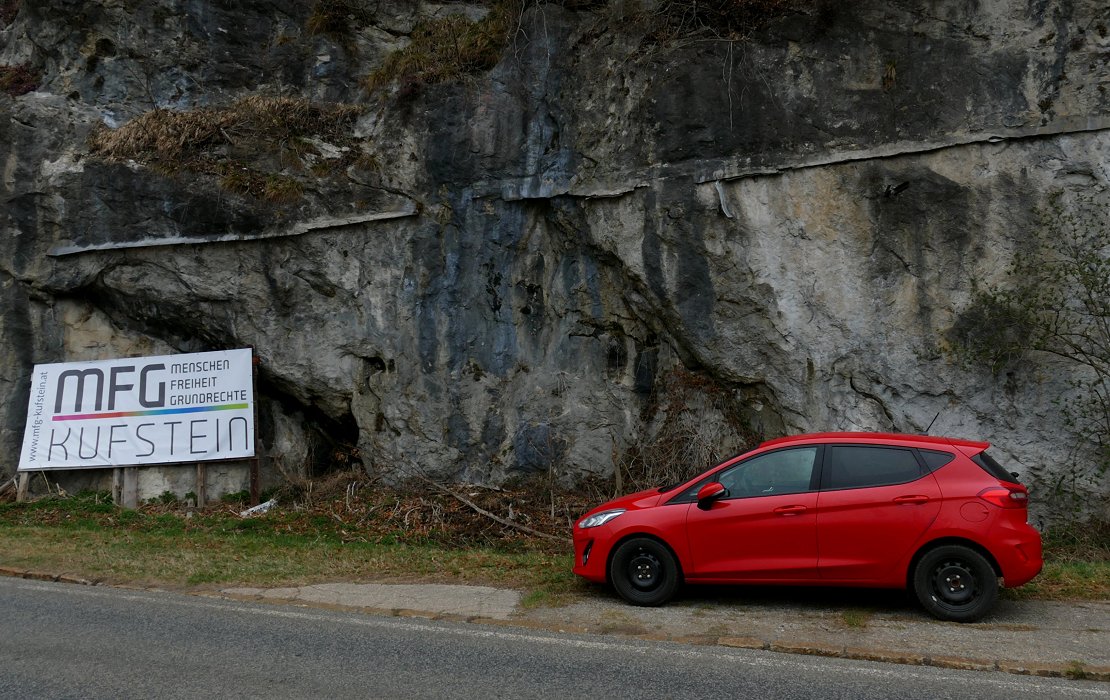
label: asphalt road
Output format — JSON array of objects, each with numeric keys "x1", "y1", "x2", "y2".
[{"x1": 0, "y1": 578, "x2": 1106, "y2": 699}]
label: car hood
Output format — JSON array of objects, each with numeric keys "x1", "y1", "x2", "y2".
[{"x1": 579, "y1": 488, "x2": 665, "y2": 519}]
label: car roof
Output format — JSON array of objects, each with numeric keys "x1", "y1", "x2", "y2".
[{"x1": 757, "y1": 432, "x2": 990, "y2": 451}]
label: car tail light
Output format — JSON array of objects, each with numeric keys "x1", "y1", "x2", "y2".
[{"x1": 978, "y1": 485, "x2": 1028, "y2": 508}]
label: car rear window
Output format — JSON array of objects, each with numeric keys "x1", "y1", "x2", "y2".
[
  {"x1": 971, "y1": 450, "x2": 1020, "y2": 483},
  {"x1": 918, "y1": 449, "x2": 955, "y2": 472}
]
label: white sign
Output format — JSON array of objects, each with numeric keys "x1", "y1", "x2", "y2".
[{"x1": 18, "y1": 349, "x2": 255, "y2": 471}]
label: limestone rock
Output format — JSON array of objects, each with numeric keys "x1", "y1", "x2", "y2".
[{"x1": 1, "y1": 0, "x2": 1107, "y2": 517}]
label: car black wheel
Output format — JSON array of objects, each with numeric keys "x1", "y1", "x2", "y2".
[
  {"x1": 912, "y1": 545, "x2": 999, "y2": 622},
  {"x1": 609, "y1": 537, "x2": 680, "y2": 607}
]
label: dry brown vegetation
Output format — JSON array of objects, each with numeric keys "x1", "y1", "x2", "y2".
[
  {"x1": 366, "y1": 5, "x2": 517, "y2": 95},
  {"x1": 88, "y1": 96, "x2": 361, "y2": 202},
  {"x1": 0, "y1": 63, "x2": 38, "y2": 97},
  {"x1": 307, "y1": 0, "x2": 373, "y2": 38},
  {"x1": 653, "y1": 0, "x2": 822, "y2": 38},
  {"x1": 365, "y1": 0, "x2": 824, "y2": 98},
  {"x1": 616, "y1": 367, "x2": 759, "y2": 493}
]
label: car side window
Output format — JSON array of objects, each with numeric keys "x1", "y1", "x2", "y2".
[
  {"x1": 919, "y1": 449, "x2": 955, "y2": 472},
  {"x1": 824, "y1": 445, "x2": 922, "y2": 490},
  {"x1": 716, "y1": 447, "x2": 818, "y2": 499}
]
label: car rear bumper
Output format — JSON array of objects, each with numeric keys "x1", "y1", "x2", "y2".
[{"x1": 994, "y1": 522, "x2": 1043, "y2": 588}]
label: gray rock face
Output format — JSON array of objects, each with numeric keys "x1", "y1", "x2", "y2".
[{"x1": 1, "y1": 1, "x2": 1107, "y2": 517}]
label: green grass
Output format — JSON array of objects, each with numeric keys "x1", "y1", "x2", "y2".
[
  {"x1": 1004, "y1": 560, "x2": 1110, "y2": 601},
  {"x1": 0, "y1": 493, "x2": 582, "y2": 606},
  {"x1": 840, "y1": 609, "x2": 872, "y2": 629},
  {"x1": 1, "y1": 494, "x2": 1106, "y2": 608}
]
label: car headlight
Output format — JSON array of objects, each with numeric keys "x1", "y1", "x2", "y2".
[{"x1": 578, "y1": 509, "x2": 626, "y2": 529}]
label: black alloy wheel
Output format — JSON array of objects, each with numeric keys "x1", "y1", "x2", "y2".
[
  {"x1": 912, "y1": 545, "x2": 999, "y2": 622},
  {"x1": 609, "y1": 537, "x2": 680, "y2": 606}
]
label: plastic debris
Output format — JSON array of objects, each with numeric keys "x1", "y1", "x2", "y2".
[{"x1": 239, "y1": 498, "x2": 277, "y2": 518}]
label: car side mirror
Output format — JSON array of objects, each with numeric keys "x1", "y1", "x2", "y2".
[{"x1": 696, "y1": 482, "x2": 727, "y2": 510}]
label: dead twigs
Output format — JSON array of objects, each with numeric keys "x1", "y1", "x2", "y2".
[{"x1": 415, "y1": 474, "x2": 569, "y2": 544}]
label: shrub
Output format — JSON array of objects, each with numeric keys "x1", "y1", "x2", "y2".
[
  {"x1": 950, "y1": 192, "x2": 1110, "y2": 516},
  {"x1": 616, "y1": 367, "x2": 760, "y2": 494}
]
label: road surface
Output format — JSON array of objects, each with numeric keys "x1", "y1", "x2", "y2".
[{"x1": 0, "y1": 578, "x2": 1105, "y2": 699}]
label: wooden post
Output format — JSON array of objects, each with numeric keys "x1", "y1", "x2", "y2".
[
  {"x1": 121, "y1": 467, "x2": 139, "y2": 509},
  {"x1": 16, "y1": 472, "x2": 30, "y2": 502},
  {"x1": 195, "y1": 463, "x2": 207, "y2": 508}
]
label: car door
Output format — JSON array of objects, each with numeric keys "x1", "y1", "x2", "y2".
[
  {"x1": 815, "y1": 444, "x2": 941, "y2": 584},
  {"x1": 683, "y1": 446, "x2": 820, "y2": 581}
]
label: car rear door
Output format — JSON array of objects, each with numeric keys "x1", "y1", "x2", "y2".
[
  {"x1": 815, "y1": 444, "x2": 941, "y2": 584},
  {"x1": 684, "y1": 446, "x2": 820, "y2": 581}
]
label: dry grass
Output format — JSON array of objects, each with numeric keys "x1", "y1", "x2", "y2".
[
  {"x1": 90, "y1": 96, "x2": 359, "y2": 165},
  {"x1": 366, "y1": 4, "x2": 517, "y2": 94},
  {"x1": 88, "y1": 96, "x2": 361, "y2": 202},
  {"x1": 307, "y1": 0, "x2": 372, "y2": 38}
]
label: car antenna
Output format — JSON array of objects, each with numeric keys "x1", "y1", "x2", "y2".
[{"x1": 924, "y1": 412, "x2": 940, "y2": 435}]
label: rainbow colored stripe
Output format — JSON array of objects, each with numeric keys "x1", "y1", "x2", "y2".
[{"x1": 53, "y1": 403, "x2": 250, "y2": 422}]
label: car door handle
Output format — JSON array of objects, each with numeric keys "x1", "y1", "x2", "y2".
[
  {"x1": 773, "y1": 505, "x2": 808, "y2": 516},
  {"x1": 893, "y1": 495, "x2": 930, "y2": 505}
]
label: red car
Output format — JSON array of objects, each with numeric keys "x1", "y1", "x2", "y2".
[{"x1": 573, "y1": 433, "x2": 1042, "y2": 622}]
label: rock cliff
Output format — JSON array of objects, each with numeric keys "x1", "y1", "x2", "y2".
[{"x1": 1, "y1": 0, "x2": 1107, "y2": 515}]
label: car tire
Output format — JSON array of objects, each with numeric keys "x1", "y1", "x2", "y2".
[
  {"x1": 912, "y1": 545, "x2": 999, "y2": 622},
  {"x1": 609, "y1": 537, "x2": 680, "y2": 606}
]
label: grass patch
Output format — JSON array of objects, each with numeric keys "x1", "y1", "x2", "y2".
[
  {"x1": 1005, "y1": 560, "x2": 1110, "y2": 601},
  {"x1": 841, "y1": 609, "x2": 872, "y2": 629},
  {"x1": 1066, "y1": 660, "x2": 1092, "y2": 680},
  {"x1": 1006, "y1": 519, "x2": 1110, "y2": 601},
  {"x1": 0, "y1": 478, "x2": 583, "y2": 597},
  {"x1": 0, "y1": 521, "x2": 576, "y2": 593}
]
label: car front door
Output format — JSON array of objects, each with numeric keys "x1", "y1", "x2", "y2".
[
  {"x1": 683, "y1": 446, "x2": 820, "y2": 581},
  {"x1": 815, "y1": 444, "x2": 942, "y2": 584}
]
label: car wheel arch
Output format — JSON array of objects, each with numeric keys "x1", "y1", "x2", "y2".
[
  {"x1": 605, "y1": 533, "x2": 685, "y2": 586},
  {"x1": 906, "y1": 537, "x2": 1002, "y2": 589}
]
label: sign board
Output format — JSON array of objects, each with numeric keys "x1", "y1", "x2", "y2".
[{"x1": 18, "y1": 349, "x2": 255, "y2": 471}]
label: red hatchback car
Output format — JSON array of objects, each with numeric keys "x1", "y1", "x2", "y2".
[{"x1": 573, "y1": 433, "x2": 1042, "y2": 622}]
